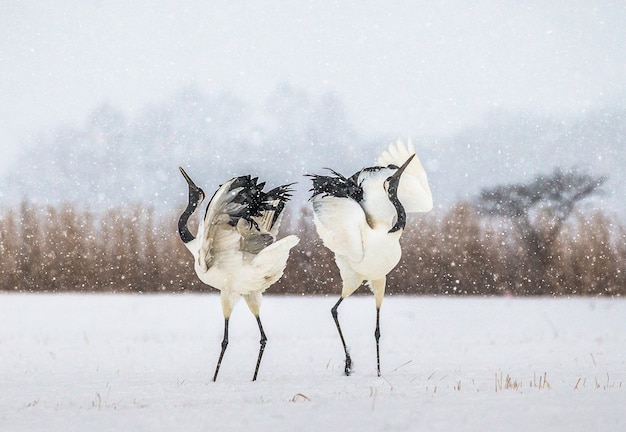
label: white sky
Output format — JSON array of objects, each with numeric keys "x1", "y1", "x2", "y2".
[{"x1": 1, "y1": 0, "x2": 625, "y2": 173}]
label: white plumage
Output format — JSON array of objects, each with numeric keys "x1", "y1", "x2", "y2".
[
  {"x1": 376, "y1": 139, "x2": 433, "y2": 213},
  {"x1": 308, "y1": 139, "x2": 432, "y2": 376},
  {"x1": 178, "y1": 167, "x2": 299, "y2": 381},
  {"x1": 191, "y1": 177, "x2": 298, "y2": 300}
]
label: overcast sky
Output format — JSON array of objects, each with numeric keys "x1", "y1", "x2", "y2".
[{"x1": 2, "y1": 0, "x2": 625, "y2": 173}]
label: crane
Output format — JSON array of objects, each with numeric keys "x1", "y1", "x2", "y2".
[
  {"x1": 178, "y1": 167, "x2": 299, "y2": 381},
  {"x1": 308, "y1": 140, "x2": 432, "y2": 376}
]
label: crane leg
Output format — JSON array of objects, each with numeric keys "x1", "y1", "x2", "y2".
[
  {"x1": 213, "y1": 317, "x2": 229, "y2": 382},
  {"x1": 375, "y1": 307, "x2": 381, "y2": 377},
  {"x1": 252, "y1": 315, "x2": 267, "y2": 381},
  {"x1": 331, "y1": 297, "x2": 352, "y2": 376}
]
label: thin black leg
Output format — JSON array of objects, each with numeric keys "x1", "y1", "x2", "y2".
[
  {"x1": 375, "y1": 307, "x2": 381, "y2": 377},
  {"x1": 213, "y1": 317, "x2": 229, "y2": 382},
  {"x1": 331, "y1": 297, "x2": 352, "y2": 376},
  {"x1": 252, "y1": 315, "x2": 267, "y2": 381}
]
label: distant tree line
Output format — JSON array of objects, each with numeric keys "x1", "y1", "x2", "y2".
[{"x1": 1, "y1": 170, "x2": 624, "y2": 296}]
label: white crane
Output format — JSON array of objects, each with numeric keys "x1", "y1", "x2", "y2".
[
  {"x1": 308, "y1": 140, "x2": 432, "y2": 376},
  {"x1": 178, "y1": 167, "x2": 299, "y2": 381}
]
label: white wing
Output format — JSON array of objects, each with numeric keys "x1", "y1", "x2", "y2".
[
  {"x1": 252, "y1": 196, "x2": 283, "y2": 239},
  {"x1": 376, "y1": 139, "x2": 433, "y2": 213},
  {"x1": 245, "y1": 235, "x2": 300, "y2": 293},
  {"x1": 198, "y1": 177, "x2": 294, "y2": 273},
  {"x1": 311, "y1": 195, "x2": 366, "y2": 262},
  {"x1": 198, "y1": 178, "x2": 242, "y2": 272}
]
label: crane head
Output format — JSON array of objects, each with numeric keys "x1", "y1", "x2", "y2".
[
  {"x1": 179, "y1": 167, "x2": 205, "y2": 209},
  {"x1": 384, "y1": 154, "x2": 415, "y2": 196}
]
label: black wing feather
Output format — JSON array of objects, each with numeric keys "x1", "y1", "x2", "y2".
[
  {"x1": 307, "y1": 169, "x2": 363, "y2": 202},
  {"x1": 264, "y1": 183, "x2": 294, "y2": 229},
  {"x1": 222, "y1": 175, "x2": 293, "y2": 230}
]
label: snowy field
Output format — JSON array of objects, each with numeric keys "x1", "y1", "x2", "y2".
[{"x1": 1, "y1": 294, "x2": 625, "y2": 432}]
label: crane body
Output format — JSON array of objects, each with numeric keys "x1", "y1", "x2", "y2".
[
  {"x1": 178, "y1": 167, "x2": 299, "y2": 381},
  {"x1": 308, "y1": 140, "x2": 432, "y2": 376}
]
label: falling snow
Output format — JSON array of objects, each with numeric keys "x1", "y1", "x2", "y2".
[{"x1": 1, "y1": 2, "x2": 626, "y2": 430}]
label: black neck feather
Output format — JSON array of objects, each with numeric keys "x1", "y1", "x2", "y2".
[
  {"x1": 178, "y1": 200, "x2": 198, "y2": 244},
  {"x1": 387, "y1": 180, "x2": 406, "y2": 233}
]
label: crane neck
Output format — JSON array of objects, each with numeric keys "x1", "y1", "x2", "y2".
[
  {"x1": 178, "y1": 199, "x2": 198, "y2": 244},
  {"x1": 387, "y1": 181, "x2": 406, "y2": 233}
]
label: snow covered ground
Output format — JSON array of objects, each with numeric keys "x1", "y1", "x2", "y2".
[{"x1": 1, "y1": 294, "x2": 624, "y2": 431}]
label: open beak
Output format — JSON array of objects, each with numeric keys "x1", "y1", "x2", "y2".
[
  {"x1": 391, "y1": 154, "x2": 415, "y2": 180},
  {"x1": 179, "y1": 166, "x2": 200, "y2": 191}
]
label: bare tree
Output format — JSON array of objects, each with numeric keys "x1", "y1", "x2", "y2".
[{"x1": 476, "y1": 167, "x2": 607, "y2": 294}]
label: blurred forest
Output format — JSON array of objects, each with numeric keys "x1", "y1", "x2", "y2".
[
  {"x1": 1, "y1": 197, "x2": 624, "y2": 296},
  {"x1": 1, "y1": 85, "x2": 624, "y2": 296},
  {"x1": 2, "y1": 85, "x2": 625, "y2": 214}
]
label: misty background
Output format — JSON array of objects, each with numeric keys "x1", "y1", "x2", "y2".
[{"x1": 2, "y1": 1, "x2": 625, "y2": 216}]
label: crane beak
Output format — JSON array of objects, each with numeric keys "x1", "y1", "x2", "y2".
[
  {"x1": 391, "y1": 153, "x2": 415, "y2": 180},
  {"x1": 179, "y1": 167, "x2": 200, "y2": 191}
]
